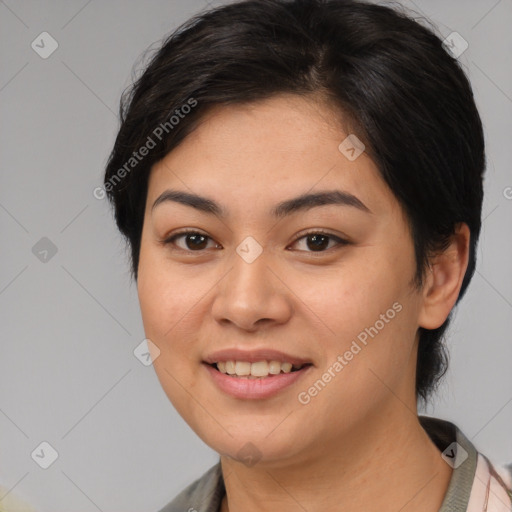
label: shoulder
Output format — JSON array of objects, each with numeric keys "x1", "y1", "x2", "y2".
[
  {"x1": 484, "y1": 458, "x2": 512, "y2": 505},
  {"x1": 465, "y1": 455, "x2": 512, "y2": 511},
  {"x1": 157, "y1": 462, "x2": 224, "y2": 512},
  {"x1": 494, "y1": 461, "x2": 512, "y2": 488},
  {"x1": 418, "y1": 415, "x2": 512, "y2": 511}
]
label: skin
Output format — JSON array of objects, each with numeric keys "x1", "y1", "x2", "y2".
[{"x1": 137, "y1": 94, "x2": 470, "y2": 512}]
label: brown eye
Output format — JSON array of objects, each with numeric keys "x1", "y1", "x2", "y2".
[
  {"x1": 290, "y1": 231, "x2": 349, "y2": 253},
  {"x1": 164, "y1": 231, "x2": 218, "y2": 251}
]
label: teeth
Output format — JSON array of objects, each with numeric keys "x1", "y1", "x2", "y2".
[
  {"x1": 235, "y1": 361, "x2": 251, "y2": 376},
  {"x1": 215, "y1": 360, "x2": 305, "y2": 377},
  {"x1": 281, "y1": 362, "x2": 292, "y2": 373},
  {"x1": 268, "y1": 361, "x2": 281, "y2": 374},
  {"x1": 250, "y1": 361, "x2": 269, "y2": 376},
  {"x1": 225, "y1": 361, "x2": 236, "y2": 374}
]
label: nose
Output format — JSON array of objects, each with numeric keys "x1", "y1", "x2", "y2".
[{"x1": 211, "y1": 247, "x2": 293, "y2": 332}]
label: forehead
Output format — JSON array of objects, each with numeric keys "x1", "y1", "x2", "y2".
[{"x1": 146, "y1": 94, "x2": 398, "y2": 219}]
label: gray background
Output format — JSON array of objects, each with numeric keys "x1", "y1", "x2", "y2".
[{"x1": 0, "y1": 0, "x2": 511, "y2": 510}]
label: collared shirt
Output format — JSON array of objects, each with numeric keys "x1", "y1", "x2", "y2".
[{"x1": 158, "y1": 416, "x2": 512, "y2": 512}]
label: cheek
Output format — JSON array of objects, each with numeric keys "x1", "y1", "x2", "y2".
[
  {"x1": 137, "y1": 249, "x2": 189, "y2": 383},
  {"x1": 137, "y1": 242, "x2": 196, "y2": 337},
  {"x1": 291, "y1": 255, "x2": 417, "y2": 397},
  {"x1": 137, "y1": 257, "x2": 207, "y2": 420},
  {"x1": 136, "y1": 245, "x2": 218, "y2": 379},
  {"x1": 291, "y1": 259, "x2": 402, "y2": 340}
]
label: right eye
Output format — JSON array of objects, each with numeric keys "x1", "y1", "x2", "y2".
[{"x1": 162, "y1": 230, "x2": 221, "y2": 252}]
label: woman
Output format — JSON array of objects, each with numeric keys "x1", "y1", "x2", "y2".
[{"x1": 103, "y1": 0, "x2": 512, "y2": 510}]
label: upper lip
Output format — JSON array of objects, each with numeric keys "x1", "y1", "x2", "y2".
[{"x1": 203, "y1": 348, "x2": 313, "y2": 366}]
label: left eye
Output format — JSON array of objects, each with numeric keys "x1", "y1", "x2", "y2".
[{"x1": 290, "y1": 232, "x2": 348, "y2": 252}]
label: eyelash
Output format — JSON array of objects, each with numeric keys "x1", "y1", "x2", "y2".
[{"x1": 161, "y1": 229, "x2": 349, "y2": 255}]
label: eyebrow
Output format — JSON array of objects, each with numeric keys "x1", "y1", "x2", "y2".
[{"x1": 151, "y1": 189, "x2": 372, "y2": 217}]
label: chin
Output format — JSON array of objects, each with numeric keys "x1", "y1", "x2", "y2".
[{"x1": 199, "y1": 425, "x2": 308, "y2": 467}]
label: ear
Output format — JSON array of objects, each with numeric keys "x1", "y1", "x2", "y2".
[{"x1": 418, "y1": 222, "x2": 471, "y2": 330}]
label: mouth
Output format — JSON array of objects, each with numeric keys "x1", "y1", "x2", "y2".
[
  {"x1": 205, "y1": 360, "x2": 313, "y2": 379},
  {"x1": 202, "y1": 349, "x2": 314, "y2": 398}
]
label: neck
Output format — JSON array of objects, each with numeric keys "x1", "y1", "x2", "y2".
[{"x1": 219, "y1": 409, "x2": 452, "y2": 512}]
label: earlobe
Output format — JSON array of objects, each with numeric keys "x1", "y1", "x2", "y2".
[{"x1": 418, "y1": 223, "x2": 471, "y2": 330}]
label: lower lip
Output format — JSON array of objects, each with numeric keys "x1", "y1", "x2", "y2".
[{"x1": 203, "y1": 363, "x2": 312, "y2": 399}]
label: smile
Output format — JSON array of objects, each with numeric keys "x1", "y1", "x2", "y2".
[
  {"x1": 203, "y1": 361, "x2": 313, "y2": 399},
  {"x1": 212, "y1": 360, "x2": 309, "y2": 378}
]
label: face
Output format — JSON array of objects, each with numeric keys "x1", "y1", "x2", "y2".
[{"x1": 137, "y1": 94, "x2": 425, "y2": 466}]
